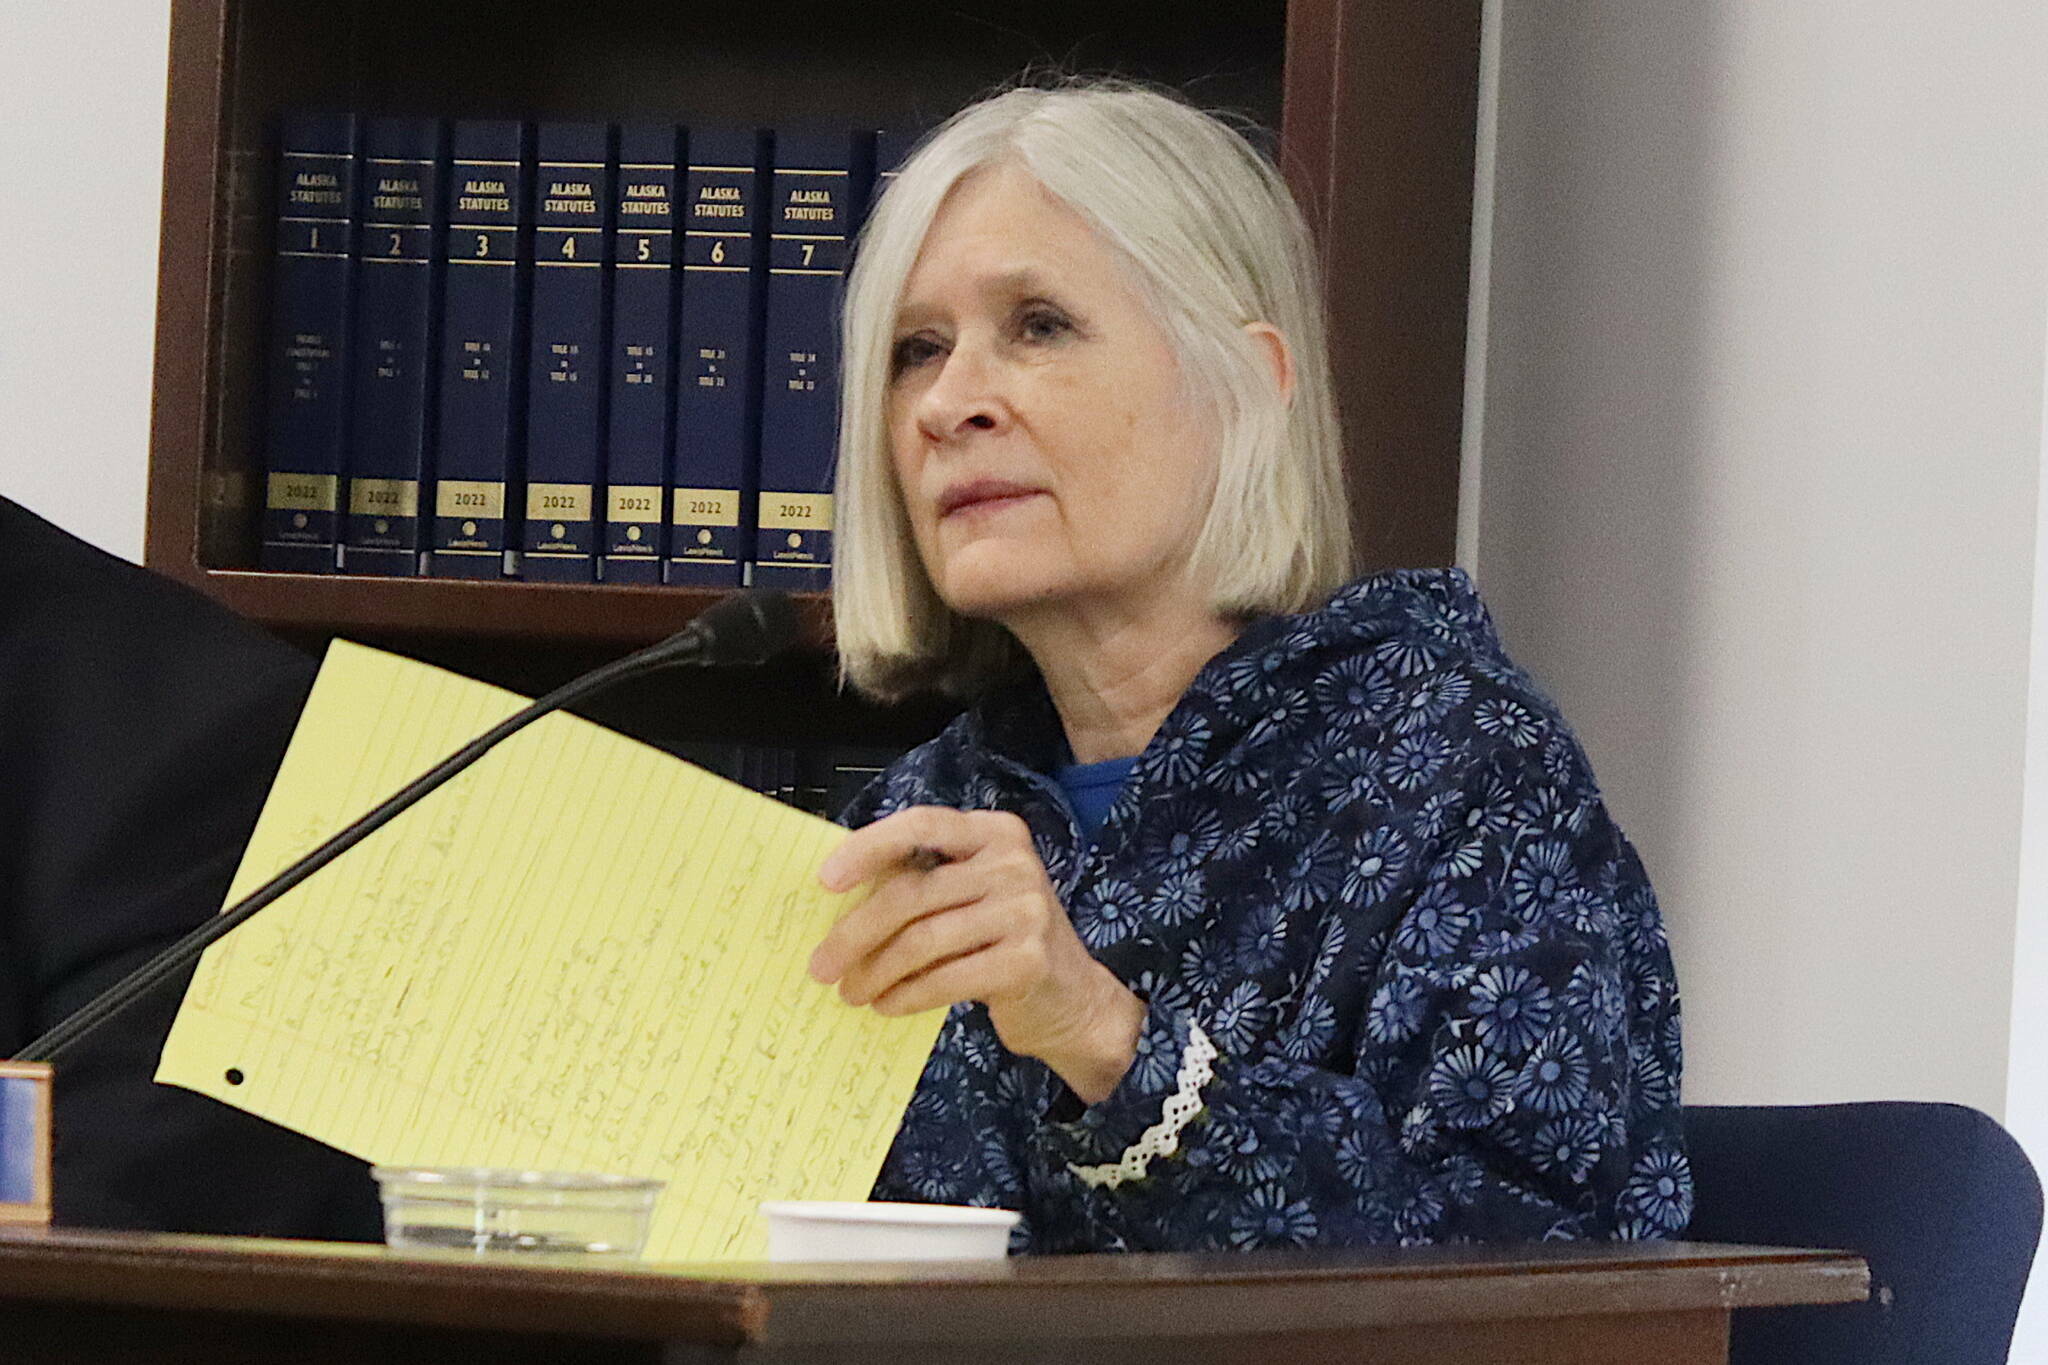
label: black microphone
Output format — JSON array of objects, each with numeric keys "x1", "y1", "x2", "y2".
[
  {"x1": 12, "y1": 590, "x2": 801, "y2": 1065},
  {"x1": 644, "y1": 585, "x2": 801, "y2": 668}
]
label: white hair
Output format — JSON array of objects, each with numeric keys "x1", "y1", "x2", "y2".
[{"x1": 832, "y1": 77, "x2": 1352, "y2": 700}]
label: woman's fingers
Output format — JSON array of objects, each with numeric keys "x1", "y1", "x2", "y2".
[
  {"x1": 868, "y1": 939, "x2": 1036, "y2": 1018},
  {"x1": 817, "y1": 806, "x2": 1026, "y2": 893},
  {"x1": 810, "y1": 859, "x2": 981, "y2": 985},
  {"x1": 835, "y1": 896, "x2": 1014, "y2": 1008},
  {"x1": 810, "y1": 804, "x2": 1080, "y2": 1036}
]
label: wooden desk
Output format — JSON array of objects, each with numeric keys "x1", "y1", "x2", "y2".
[{"x1": 0, "y1": 1226, "x2": 1863, "y2": 1364}]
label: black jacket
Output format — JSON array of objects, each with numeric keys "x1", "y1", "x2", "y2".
[{"x1": 0, "y1": 496, "x2": 378, "y2": 1239}]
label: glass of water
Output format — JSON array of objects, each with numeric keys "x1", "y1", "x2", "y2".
[{"x1": 372, "y1": 1167, "x2": 663, "y2": 1257}]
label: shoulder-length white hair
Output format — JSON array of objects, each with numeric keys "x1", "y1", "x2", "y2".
[{"x1": 832, "y1": 78, "x2": 1352, "y2": 701}]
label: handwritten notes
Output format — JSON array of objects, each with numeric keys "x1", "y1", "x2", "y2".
[{"x1": 156, "y1": 640, "x2": 943, "y2": 1261}]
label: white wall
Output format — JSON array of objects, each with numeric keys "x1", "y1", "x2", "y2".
[
  {"x1": 1477, "y1": 0, "x2": 2046, "y2": 1115},
  {"x1": 1472, "y1": 0, "x2": 2048, "y2": 1356},
  {"x1": 2008, "y1": 286, "x2": 2048, "y2": 1361},
  {"x1": 0, "y1": 0, "x2": 171, "y2": 560}
]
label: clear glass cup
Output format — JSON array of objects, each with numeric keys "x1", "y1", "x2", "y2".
[{"x1": 372, "y1": 1166, "x2": 663, "y2": 1257}]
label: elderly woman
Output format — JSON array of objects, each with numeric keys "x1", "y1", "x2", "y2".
[{"x1": 806, "y1": 81, "x2": 1688, "y2": 1254}]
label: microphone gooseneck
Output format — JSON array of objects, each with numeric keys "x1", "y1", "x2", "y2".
[{"x1": 12, "y1": 591, "x2": 799, "y2": 1066}]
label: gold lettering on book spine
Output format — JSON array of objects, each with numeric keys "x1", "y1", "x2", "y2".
[
  {"x1": 757, "y1": 493, "x2": 833, "y2": 530},
  {"x1": 526, "y1": 483, "x2": 594, "y2": 521},
  {"x1": 348, "y1": 479, "x2": 420, "y2": 517},
  {"x1": 670, "y1": 488, "x2": 741, "y2": 528},
  {"x1": 267, "y1": 474, "x2": 339, "y2": 512},
  {"x1": 608, "y1": 486, "x2": 662, "y2": 522},
  {"x1": 436, "y1": 480, "x2": 505, "y2": 519}
]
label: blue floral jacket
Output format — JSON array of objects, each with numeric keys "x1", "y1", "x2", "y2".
[{"x1": 850, "y1": 570, "x2": 1690, "y2": 1253}]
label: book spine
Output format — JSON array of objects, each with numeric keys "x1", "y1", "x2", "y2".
[
  {"x1": 776, "y1": 746, "x2": 799, "y2": 807},
  {"x1": 521, "y1": 122, "x2": 613, "y2": 583},
  {"x1": 823, "y1": 744, "x2": 900, "y2": 821},
  {"x1": 667, "y1": 128, "x2": 767, "y2": 588},
  {"x1": 872, "y1": 128, "x2": 917, "y2": 210},
  {"x1": 429, "y1": 119, "x2": 530, "y2": 580},
  {"x1": 260, "y1": 112, "x2": 358, "y2": 573},
  {"x1": 601, "y1": 123, "x2": 680, "y2": 584},
  {"x1": 753, "y1": 130, "x2": 873, "y2": 590},
  {"x1": 342, "y1": 116, "x2": 445, "y2": 576}
]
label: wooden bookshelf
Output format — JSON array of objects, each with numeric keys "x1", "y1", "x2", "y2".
[
  {"x1": 187, "y1": 571, "x2": 829, "y2": 647},
  {"x1": 144, "y1": 0, "x2": 1483, "y2": 652}
]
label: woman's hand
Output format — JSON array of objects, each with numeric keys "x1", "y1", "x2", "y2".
[{"x1": 812, "y1": 806, "x2": 1145, "y2": 1105}]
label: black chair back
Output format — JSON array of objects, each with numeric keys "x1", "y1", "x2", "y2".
[{"x1": 1685, "y1": 1102, "x2": 2042, "y2": 1364}]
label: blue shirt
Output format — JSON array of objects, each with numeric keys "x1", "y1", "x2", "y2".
[
  {"x1": 846, "y1": 570, "x2": 1689, "y2": 1254},
  {"x1": 1056, "y1": 755, "x2": 1139, "y2": 839}
]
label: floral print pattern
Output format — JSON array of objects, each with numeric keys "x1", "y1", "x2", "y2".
[{"x1": 852, "y1": 570, "x2": 1688, "y2": 1254}]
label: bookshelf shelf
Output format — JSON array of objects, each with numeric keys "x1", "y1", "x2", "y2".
[
  {"x1": 186, "y1": 570, "x2": 834, "y2": 647},
  {"x1": 145, "y1": 0, "x2": 1482, "y2": 672}
]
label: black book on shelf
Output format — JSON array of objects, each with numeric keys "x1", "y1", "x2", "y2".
[
  {"x1": 667, "y1": 127, "x2": 769, "y2": 588},
  {"x1": 259, "y1": 112, "x2": 359, "y2": 574},
  {"x1": 520, "y1": 122, "x2": 614, "y2": 583},
  {"x1": 342, "y1": 116, "x2": 447, "y2": 577},
  {"x1": 428, "y1": 119, "x2": 532, "y2": 581},
  {"x1": 601, "y1": 122, "x2": 682, "y2": 584},
  {"x1": 751, "y1": 129, "x2": 875, "y2": 591}
]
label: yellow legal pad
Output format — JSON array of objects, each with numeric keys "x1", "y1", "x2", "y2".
[{"x1": 156, "y1": 640, "x2": 943, "y2": 1262}]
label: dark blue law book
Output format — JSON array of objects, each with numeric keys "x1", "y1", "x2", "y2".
[
  {"x1": 821, "y1": 743, "x2": 902, "y2": 820},
  {"x1": 260, "y1": 112, "x2": 358, "y2": 573},
  {"x1": 601, "y1": 123, "x2": 680, "y2": 584},
  {"x1": 522, "y1": 122, "x2": 612, "y2": 583},
  {"x1": 429, "y1": 119, "x2": 530, "y2": 580},
  {"x1": 753, "y1": 130, "x2": 874, "y2": 590},
  {"x1": 342, "y1": 116, "x2": 446, "y2": 576},
  {"x1": 666, "y1": 128, "x2": 769, "y2": 588},
  {"x1": 669, "y1": 739, "x2": 745, "y2": 785},
  {"x1": 871, "y1": 128, "x2": 918, "y2": 211}
]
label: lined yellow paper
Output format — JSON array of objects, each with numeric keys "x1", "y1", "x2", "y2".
[{"x1": 156, "y1": 640, "x2": 942, "y2": 1261}]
